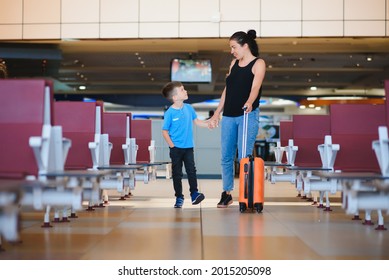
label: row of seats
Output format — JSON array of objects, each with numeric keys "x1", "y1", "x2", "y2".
[
  {"x1": 266, "y1": 80, "x2": 389, "y2": 230},
  {"x1": 0, "y1": 79, "x2": 170, "y2": 248}
]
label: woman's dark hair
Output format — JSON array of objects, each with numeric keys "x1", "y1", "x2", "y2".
[{"x1": 229, "y1": 29, "x2": 259, "y2": 57}]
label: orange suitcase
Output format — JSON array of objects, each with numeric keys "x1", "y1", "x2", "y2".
[
  {"x1": 239, "y1": 155, "x2": 265, "y2": 213},
  {"x1": 238, "y1": 108, "x2": 265, "y2": 213}
]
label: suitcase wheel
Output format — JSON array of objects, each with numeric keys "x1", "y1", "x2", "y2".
[
  {"x1": 239, "y1": 202, "x2": 247, "y2": 213},
  {"x1": 254, "y1": 203, "x2": 263, "y2": 213}
]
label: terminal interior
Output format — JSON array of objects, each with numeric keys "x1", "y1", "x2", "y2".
[{"x1": 1, "y1": 36, "x2": 389, "y2": 260}]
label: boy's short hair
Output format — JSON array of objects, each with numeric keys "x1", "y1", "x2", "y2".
[{"x1": 162, "y1": 81, "x2": 183, "y2": 102}]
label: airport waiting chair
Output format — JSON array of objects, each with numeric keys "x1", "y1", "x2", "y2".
[
  {"x1": 0, "y1": 79, "x2": 83, "y2": 239},
  {"x1": 54, "y1": 101, "x2": 124, "y2": 208}
]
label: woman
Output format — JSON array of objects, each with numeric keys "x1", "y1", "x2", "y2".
[{"x1": 209, "y1": 30, "x2": 266, "y2": 208}]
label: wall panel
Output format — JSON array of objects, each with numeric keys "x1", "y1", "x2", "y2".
[
  {"x1": 302, "y1": 0, "x2": 343, "y2": 20},
  {"x1": 0, "y1": 25, "x2": 22, "y2": 39},
  {"x1": 0, "y1": 0, "x2": 387, "y2": 41},
  {"x1": 261, "y1": 21, "x2": 301, "y2": 37},
  {"x1": 62, "y1": 0, "x2": 100, "y2": 23},
  {"x1": 344, "y1": 0, "x2": 385, "y2": 20},
  {"x1": 179, "y1": 22, "x2": 219, "y2": 37},
  {"x1": 23, "y1": 24, "x2": 60, "y2": 39},
  {"x1": 345, "y1": 21, "x2": 386, "y2": 36},
  {"x1": 220, "y1": 22, "x2": 261, "y2": 37},
  {"x1": 139, "y1": 22, "x2": 178, "y2": 37},
  {"x1": 220, "y1": 0, "x2": 260, "y2": 21},
  {"x1": 0, "y1": 0, "x2": 22, "y2": 24},
  {"x1": 261, "y1": 0, "x2": 301, "y2": 21},
  {"x1": 101, "y1": 0, "x2": 138, "y2": 22},
  {"x1": 180, "y1": 0, "x2": 219, "y2": 22},
  {"x1": 387, "y1": 21, "x2": 389, "y2": 36},
  {"x1": 24, "y1": 0, "x2": 60, "y2": 23},
  {"x1": 303, "y1": 21, "x2": 343, "y2": 36},
  {"x1": 100, "y1": 23, "x2": 138, "y2": 38},
  {"x1": 387, "y1": 0, "x2": 389, "y2": 19},
  {"x1": 140, "y1": 0, "x2": 179, "y2": 22},
  {"x1": 61, "y1": 23, "x2": 100, "y2": 38}
]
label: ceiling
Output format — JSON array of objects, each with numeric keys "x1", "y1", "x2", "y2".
[{"x1": 1, "y1": 37, "x2": 389, "y2": 108}]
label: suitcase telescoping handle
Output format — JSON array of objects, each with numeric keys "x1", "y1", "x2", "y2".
[
  {"x1": 242, "y1": 107, "x2": 254, "y2": 207},
  {"x1": 242, "y1": 106, "x2": 249, "y2": 158},
  {"x1": 242, "y1": 107, "x2": 249, "y2": 199}
]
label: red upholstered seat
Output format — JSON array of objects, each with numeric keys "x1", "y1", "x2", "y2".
[
  {"x1": 0, "y1": 79, "x2": 53, "y2": 178},
  {"x1": 103, "y1": 112, "x2": 131, "y2": 165},
  {"x1": 54, "y1": 101, "x2": 98, "y2": 170},
  {"x1": 330, "y1": 104, "x2": 386, "y2": 172},
  {"x1": 292, "y1": 115, "x2": 331, "y2": 167},
  {"x1": 130, "y1": 119, "x2": 152, "y2": 162}
]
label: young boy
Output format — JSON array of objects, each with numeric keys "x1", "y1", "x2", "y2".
[{"x1": 162, "y1": 81, "x2": 209, "y2": 208}]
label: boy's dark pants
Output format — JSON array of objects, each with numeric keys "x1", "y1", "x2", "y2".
[{"x1": 169, "y1": 147, "x2": 198, "y2": 198}]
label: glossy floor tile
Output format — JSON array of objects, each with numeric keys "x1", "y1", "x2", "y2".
[{"x1": 1, "y1": 178, "x2": 388, "y2": 260}]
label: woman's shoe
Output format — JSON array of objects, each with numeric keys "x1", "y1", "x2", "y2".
[{"x1": 217, "y1": 191, "x2": 233, "y2": 208}]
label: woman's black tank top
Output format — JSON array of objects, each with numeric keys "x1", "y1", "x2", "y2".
[{"x1": 224, "y1": 58, "x2": 262, "y2": 117}]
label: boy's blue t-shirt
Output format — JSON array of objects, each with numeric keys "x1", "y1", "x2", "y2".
[{"x1": 162, "y1": 103, "x2": 197, "y2": 148}]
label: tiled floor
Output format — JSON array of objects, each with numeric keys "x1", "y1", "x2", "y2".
[{"x1": 1, "y1": 178, "x2": 389, "y2": 260}]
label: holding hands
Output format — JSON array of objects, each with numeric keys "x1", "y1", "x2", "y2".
[{"x1": 207, "y1": 114, "x2": 220, "y2": 129}]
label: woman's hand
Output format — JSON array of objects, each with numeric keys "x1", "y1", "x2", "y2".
[{"x1": 243, "y1": 102, "x2": 253, "y2": 113}]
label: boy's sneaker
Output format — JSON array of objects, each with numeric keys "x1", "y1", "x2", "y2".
[
  {"x1": 174, "y1": 196, "x2": 184, "y2": 208},
  {"x1": 191, "y1": 192, "x2": 205, "y2": 205},
  {"x1": 217, "y1": 191, "x2": 233, "y2": 208}
]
